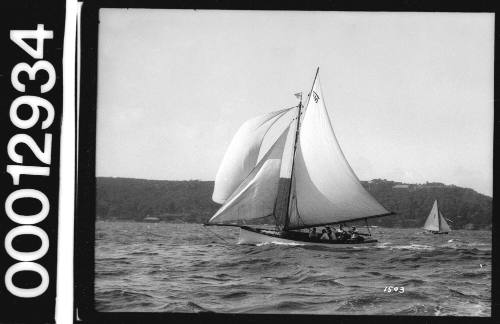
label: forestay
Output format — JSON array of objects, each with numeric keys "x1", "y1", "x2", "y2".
[
  {"x1": 288, "y1": 76, "x2": 390, "y2": 229},
  {"x1": 212, "y1": 109, "x2": 289, "y2": 204},
  {"x1": 209, "y1": 126, "x2": 291, "y2": 224}
]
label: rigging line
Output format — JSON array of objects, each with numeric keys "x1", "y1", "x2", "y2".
[
  {"x1": 202, "y1": 225, "x2": 239, "y2": 250},
  {"x1": 303, "y1": 67, "x2": 320, "y2": 113},
  {"x1": 271, "y1": 210, "x2": 280, "y2": 232},
  {"x1": 365, "y1": 218, "x2": 372, "y2": 236},
  {"x1": 294, "y1": 194, "x2": 306, "y2": 229},
  {"x1": 271, "y1": 181, "x2": 283, "y2": 231}
]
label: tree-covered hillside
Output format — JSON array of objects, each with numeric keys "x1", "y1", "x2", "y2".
[
  {"x1": 96, "y1": 177, "x2": 491, "y2": 230},
  {"x1": 358, "y1": 179, "x2": 491, "y2": 230}
]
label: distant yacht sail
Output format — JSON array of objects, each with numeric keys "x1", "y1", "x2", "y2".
[
  {"x1": 206, "y1": 68, "x2": 395, "y2": 246},
  {"x1": 423, "y1": 200, "x2": 451, "y2": 234}
]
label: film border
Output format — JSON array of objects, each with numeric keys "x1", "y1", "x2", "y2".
[{"x1": 75, "y1": 1, "x2": 498, "y2": 324}]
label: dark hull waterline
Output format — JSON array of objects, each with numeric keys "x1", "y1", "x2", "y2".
[{"x1": 423, "y1": 230, "x2": 449, "y2": 235}]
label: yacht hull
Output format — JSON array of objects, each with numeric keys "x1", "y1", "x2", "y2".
[
  {"x1": 424, "y1": 230, "x2": 449, "y2": 235},
  {"x1": 238, "y1": 226, "x2": 378, "y2": 247}
]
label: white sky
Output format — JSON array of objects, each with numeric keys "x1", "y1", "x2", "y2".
[{"x1": 96, "y1": 9, "x2": 494, "y2": 196}]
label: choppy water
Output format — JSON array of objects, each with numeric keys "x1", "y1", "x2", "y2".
[{"x1": 95, "y1": 221, "x2": 491, "y2": 316}]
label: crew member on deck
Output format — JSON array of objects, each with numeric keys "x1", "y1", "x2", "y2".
[
  {"x1": 309, "y1": 228, "x2": 318, "y2": 240},
  {"x1": 335, "y1": 226, "x2": 343, "y2": 239},
  {"x1": 320, "y1": 229, "x2": 329, "y2": 241},
  {"x1": 349, "y1": 226, "x2": 365, "y2": 242},
  {"x1": 326, "y1": 226, "x2": 333, "y2": 240},
  {"x1": 337, "y1": 225, "x2": 348, "y2": 241},
  {"x1": 350, "y1": 226, "x2": 358, "y2": 238}
]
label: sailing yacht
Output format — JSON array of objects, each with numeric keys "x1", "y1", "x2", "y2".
[
  {"x1": 423, "y1": 200, "x2": 451, "y2": 234},
  {"x1": 206, "y1": 68, "x2": 395, "y2": 246}
]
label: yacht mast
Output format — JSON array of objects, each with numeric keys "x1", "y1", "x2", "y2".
[
  {"x1": 437, "y1": 200, "x2": 441, "y2": 232},
  {"x1": 283, "y1": 67, "x2": 319, "y2": 231}
]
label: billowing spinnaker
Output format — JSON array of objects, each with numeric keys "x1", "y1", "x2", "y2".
[
  {"x1": 439, "y1": 212, "x2": 451, "y2": 232},
  {"x1": 423, "y1": 200, "x2": 440, "y2": 231},
  {"x1": 288, "y1": 76, "x2": 390, "y2": 229},
  {"x1": 212, "y1": 109, "x2": 289, "y2": 204},
  {"x1": 209, "y1": 126, "x2": 290, "y2": 224}
]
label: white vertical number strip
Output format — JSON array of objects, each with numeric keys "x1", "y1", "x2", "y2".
[{"x1": 5, "y1": 24, "x2": 55, "y2": 299}]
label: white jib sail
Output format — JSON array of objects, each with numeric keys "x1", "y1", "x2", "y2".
[
  {"x1": 209, "y1": 125, "x2": 291, "y2": 224},
  {"x1": 439, "y1": 212, "x2": 451, "y2": 232},
  {"x1": 423, "y1": 200, "x2": 440, "y2": 231},
  {"x1": 212, "y1": 109, "x2": 290, "y2": 204},
  {"x1": 288, "y1": 75, "x2": 390, "y2": 229}
]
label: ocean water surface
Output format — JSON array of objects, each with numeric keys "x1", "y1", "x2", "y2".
[{"x1": 95, "y1": 221, "x2": 491, "y2": 316}]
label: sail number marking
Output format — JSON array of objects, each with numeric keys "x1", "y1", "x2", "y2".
[{"x1": 4, "y1": 24, "x2": 54, "y2": 298}]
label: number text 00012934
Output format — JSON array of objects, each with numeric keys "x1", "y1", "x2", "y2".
[{"x1": 4, "y1": 24, "x2": 55, "y2": 298}]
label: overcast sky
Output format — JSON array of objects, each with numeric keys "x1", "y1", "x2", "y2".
[{"x1": 96, "y1": 10, "x2": 494, "y2": 196}]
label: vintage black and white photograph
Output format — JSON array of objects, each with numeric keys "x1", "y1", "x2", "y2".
[{"x1": 93, "y1": 9, "x2": 493, "y2": 315}]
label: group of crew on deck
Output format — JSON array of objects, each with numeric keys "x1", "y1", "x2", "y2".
[{"x1": 308, "y1": 225, "x2": 368, "y2": 243}]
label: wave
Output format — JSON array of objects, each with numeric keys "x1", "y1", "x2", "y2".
[
  {"x1": 275, "y1": 300, "x2": 309, "y2": 311},
  {"x1": 95, "y1": 269, "x2": 131, "y2": 277},
  {"x1": 398, "y1": 278, "x2": 426, "y2": 286},
  {"x1": 458, "y1": 271, "x2": 490, "y2": 279},
  {"x1": 386, "y1": 254, "x2": 423, "y2": 263},
  {"x1": 293, "y1": 275, "x2": 345, "y2": 287},
  {"x1": 447, "y1": 288, "x2": 481, "y2": 300},
  {"x1": 335, "y1": 294, "x2": 383, "y2": 312},
  {"x1": 169, "y1": 301, "x2": 215, "y2": 313},
  {"x1": 389, "y1": 244, "x2": 435, "y2": 251},
  {"x1": 129, "y1": 251, "x2": 159, "y2": 256},
  {"x1": 393, "y1": 304, "x2": 444, "y2": 316},
  {"x1": 95, "y1": 289, "x2": 154, "y2": 300},
  {"x1": 221, "y1": 291, "x2": 249, "y2": 299}
]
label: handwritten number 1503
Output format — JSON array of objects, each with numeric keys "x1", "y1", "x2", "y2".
[{"x1": 384, "y1": 286, "x2": 404, "y2": 293}]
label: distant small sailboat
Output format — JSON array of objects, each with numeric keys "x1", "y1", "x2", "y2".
[
  {"x1": 423, "y1": 200, "x2": 451, "y2": 234},
  {"x1": 205, "y1": 68, "x2": 395, "y2": 246}
]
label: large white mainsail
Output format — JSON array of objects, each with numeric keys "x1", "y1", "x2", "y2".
[
  {"x1": 212, "y1": 109, "x2": 290, "y2": 203},
  {"x1": 288, "y1": 75, "x2": 390, "y2": 229},
  {"x1": 209, "y1": 125, "x2": 291, "y2": 224}
]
